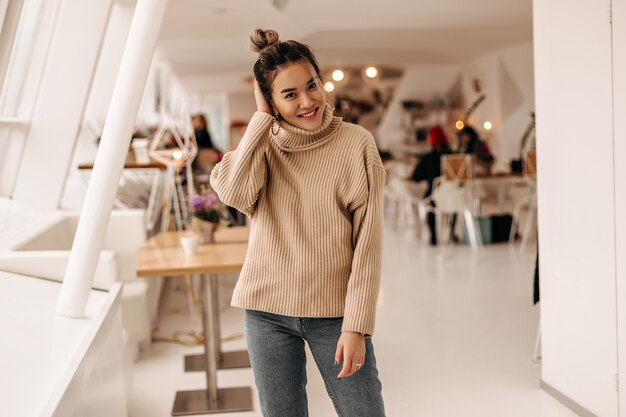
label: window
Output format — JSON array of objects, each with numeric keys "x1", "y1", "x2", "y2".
[
  {"x1": 0, "y1": 0, "x2": 46, "y2": 196},
  {"x1": 0, "y1": 0, "x2": 39, "y2": 117},
  {"x1": 0, "y1": 1, "x2": 24, "y2": 96}
]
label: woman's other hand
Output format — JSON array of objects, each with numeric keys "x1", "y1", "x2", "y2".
[
  {"x1": 335, "y1": 331, "x2": 366, "y2": 378},
  {"x1": 254, "y1": 79, "x2": 273, "y2": 115}
]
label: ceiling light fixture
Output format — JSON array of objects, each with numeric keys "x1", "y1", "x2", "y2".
[
  {"x1": 484, "y1": 121, "x2": 493, "y2": 131},
  {"x1": 332, "y1": 70, "x2": 345, "y2": 82},
  {"x1": 365, "y1": 67, "x2": 378, "y2": 78},
  {"x1": 456, "y1": 121, "x2": 464, "y2": 130},
  {"x1": 324, "y1": 81, "x2": 335, "y2": 92}
]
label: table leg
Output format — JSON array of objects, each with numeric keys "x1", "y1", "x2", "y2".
[
  {"x1": 171, "y1": 170, "x2": 183, "y2": 231},
  {"x1": 161, "y1": 165, "x2": 175, "y2": 231},
  {"x1": 211, "y1": 273, "x2": 222, "y2": 364},
  {"x1": 172, "y1": 274, "x2": 252, "y2": 415},
  {"x1": 185, "y1": 273, "x2": 251, "y2": 372}
]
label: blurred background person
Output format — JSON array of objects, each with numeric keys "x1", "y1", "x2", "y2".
[
  {"x1": 411, "y1": 125, "x2": 452, "y2": 245},
  {"x1": 191, "y1": 113, "x2": 221, "y2": 175},
  {"x1": 192, "y1": 113, "x2": 218, "y2": 151},
  {"x1": 458, "y1": 125, "x2": 494, "y2": 175}
]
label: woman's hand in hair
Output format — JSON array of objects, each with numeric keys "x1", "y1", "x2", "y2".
[
  {"x1": 254, "y1": 79, "x2": 273, "y2": 115},
  {"x1": 335, "y1": 331, "x2": 366, "y2": 379}
]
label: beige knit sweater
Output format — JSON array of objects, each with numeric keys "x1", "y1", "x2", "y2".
[{"x1": 210, "y1": 101, "x2": 385, "y2": 335}]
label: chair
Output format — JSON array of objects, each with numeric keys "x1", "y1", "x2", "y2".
[
  {"x1": 418, "y1": 154, "x2": 483, "y2": 249},
  {"x1": 384, "y1": 175, "x2": 427, "y2": 234},
  {"x1": 523, "y1": 149, "x2": 537, "y2": 178},
  {"x1": 508, "y1": 150, "x2": 537, "y2": 251},
  {"x1": 442, "y1": 154, "x2": 473, "y2": 182}
]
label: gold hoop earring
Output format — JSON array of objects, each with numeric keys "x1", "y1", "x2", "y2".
[{"x1": 271, "y1": 118, "x2": 280, "y2": 135}]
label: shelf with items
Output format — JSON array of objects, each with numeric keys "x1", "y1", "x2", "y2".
[{"x1": 397, "y1": 98, "x2": 461, "y2": 155}]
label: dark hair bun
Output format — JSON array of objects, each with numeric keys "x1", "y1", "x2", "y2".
[{"x1": 249, "y1": 29, "x2": 280, "y2": 53}]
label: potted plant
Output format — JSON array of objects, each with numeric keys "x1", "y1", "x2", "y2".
[{"x1": 188, "y1": 192, "x2": 223, "y2": 243}]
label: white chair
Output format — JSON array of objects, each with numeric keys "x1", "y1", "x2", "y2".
[
  {"x1": 420, "y1": 181, "x2": 483, "y2": 249},
  {"x1": 384, "y1": 176, "x2": 427, "y2": 232},
  {"x1": 509, "y1": 150, "x2": 537, "y2": 251},
  {"x1": 418, "y1": 154, "x2": 484, "y2": 249}
]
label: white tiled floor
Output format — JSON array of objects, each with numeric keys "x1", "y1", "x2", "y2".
[{"x1": 128, "y1": 224, "x2": 578, "y2": 417}]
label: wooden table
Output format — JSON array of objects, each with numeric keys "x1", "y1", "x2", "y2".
[
  {"x1": 135, "y1": 237, "x2": 252, "y2": 415},
  {"x1": 135, "y1": 243, "x2": 248, "y2": 276},
  {"x1": 142, "y1": 226, "x2": 251, "y2": 373},
  {"x1": 78, "y1": 152, "x2": 166, "y2": 170},
  {"x1": 143, "y1": 226, "x2": 250, "y2": 248}
]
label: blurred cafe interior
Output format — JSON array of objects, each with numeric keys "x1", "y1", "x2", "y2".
[{"x1": 1, "y1": 0, "x2": 625, "y2": 416}]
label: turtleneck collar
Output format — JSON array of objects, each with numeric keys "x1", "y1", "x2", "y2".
[{"x1": 271, "y1": 101, "x2": 342, "y2": 153}]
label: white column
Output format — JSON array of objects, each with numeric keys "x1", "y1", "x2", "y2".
[
  {"x1": 534, "y1": 0, "x2": 618, "y2": 415},
  {"x1": 613, "y1": 0, "x2": 626, "y2": 410},
  {"x1": 56, "y1": 0, "x2": 168, "y2": 318}
]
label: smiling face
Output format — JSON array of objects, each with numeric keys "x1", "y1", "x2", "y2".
[{"x1": 270, "y1": 60, "x2": 326, "y2": 131}]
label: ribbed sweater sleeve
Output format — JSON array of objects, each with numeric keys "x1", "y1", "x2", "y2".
[
  {"x1": 341, "y1": 140, "x2": 386, "y2": 336},
  {"x1": 210, "y1": 112, "x2": 273, "y2": 217}
]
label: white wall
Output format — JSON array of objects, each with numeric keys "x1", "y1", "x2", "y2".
[
  {"x1": 226, "y1": 90, "x2": 257, "y2": 151},
  {"x1": 494, "y1": 43, "x2": 535, "y2": 165},
  {"x1": 227, "y1": 90, "x2": 256, "y2": 124},
  {"x1": 534, "y1": 0, "x2": 618, "y2": 415}
]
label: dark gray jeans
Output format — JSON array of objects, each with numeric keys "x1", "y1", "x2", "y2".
[{"x1": 245, "y1": 309, "x2": 386, "y2": 417}]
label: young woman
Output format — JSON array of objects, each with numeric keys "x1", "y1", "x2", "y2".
[{"x1": 210, "y1": 29, "x2": 386, "y2": 417}]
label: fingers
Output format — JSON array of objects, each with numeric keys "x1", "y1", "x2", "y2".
[
  {"x1": 337, "y1": 352, "x2": 352, "y2": 379},
  {"x1": 334, "y1": 340, "x2": 343, "y2": 366},
  {"x1": 337, "y1": 353, "x2": 365, "y2": 379},
  {"x1": 336, "y1": 333, "x2": 366, "y2": 379},
  {"x1": 351, "y1": 357, "x2": 365, "y2": 375},
  {"x1": 253, "y1": 79, "x2": 270, "y2": 114}
]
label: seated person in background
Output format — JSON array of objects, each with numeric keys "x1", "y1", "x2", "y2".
[
  {"x1": 411, "y1": 125, "x2": 452, "y2": 245},
  {"x1": 458, "y1": 125, "x2": 494, "y2": 175},
  {"x1": 192, "y1": 113, "x2": 218, "y2": 151},
  {"x1": 191, "y1": 113, "x2": 222, "y2": 175}
]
